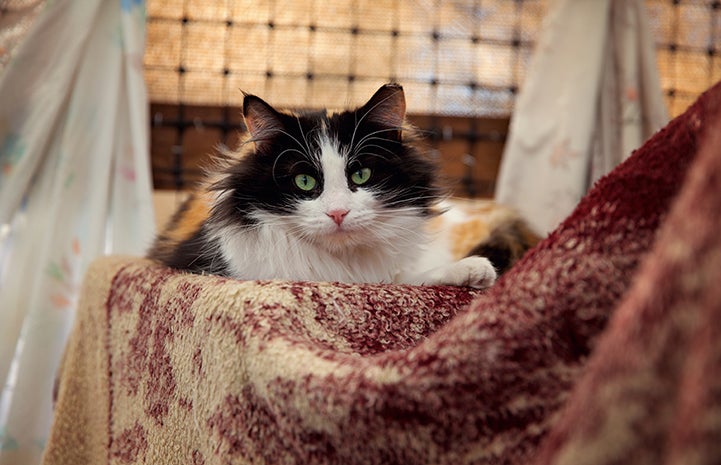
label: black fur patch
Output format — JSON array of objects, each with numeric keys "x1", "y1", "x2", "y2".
[
  {"x1": 466, "y1": 218, "x2": 539, "y2": 274},
  {"x1": 210, "y1": 100, "x2": 441, "y2": 228},
  {"x1": 166, "y1": 227, "x2": 230, "y2": 275},
  {"x1": 150, "y1": 225, "x2": 230, "y2": 276}
]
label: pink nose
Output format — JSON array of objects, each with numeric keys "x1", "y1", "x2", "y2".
[{"x1": 326, "y1": 209, "x2": 349, "y2": 226}]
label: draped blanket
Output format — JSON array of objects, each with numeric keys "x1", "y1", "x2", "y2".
[{"x1": 43, "y1": 81, "x2": 721, "y2": 465}]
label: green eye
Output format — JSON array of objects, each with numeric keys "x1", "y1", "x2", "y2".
[
  {"x1": 294, "y1": 173, "x2": 317, "y2": 191},
  {"x1": 350, "y1": 167, "x2": 371, "y2": 185}
]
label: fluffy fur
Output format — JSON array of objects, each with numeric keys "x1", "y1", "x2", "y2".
[{"x1": 148, "y1": 84, "x2": 498, "y2": 288}]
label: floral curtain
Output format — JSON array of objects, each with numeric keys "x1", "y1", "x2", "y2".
[
  {"x1": 495, "y1": 0, "x2": 668, "y2": 234},
  {"x1": 0, "y1": 1, "x2": 155, "y2": 463}
]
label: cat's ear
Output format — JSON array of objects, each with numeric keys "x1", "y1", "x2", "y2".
[
  {"x1": 360, "y1": 83, "x2": 406, "y2": 138},
  {"x1": 242, "y1": 93, "x2": 284, "y2": 143}
]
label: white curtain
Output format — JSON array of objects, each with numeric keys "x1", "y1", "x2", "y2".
[
  {"x1": 495, "y1": 0, "x2": 668, "y2": 234},
  {"x1": 0, "y1": 1, "x2": 155, "y2": 463}
]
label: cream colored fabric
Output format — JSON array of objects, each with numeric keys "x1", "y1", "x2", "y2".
[
  {"x1": 495, "y1": 0, "x2": 667, "y2": 234},
  {"x1": 0, "y1": 2, "x2": 154, "y2": 463}
]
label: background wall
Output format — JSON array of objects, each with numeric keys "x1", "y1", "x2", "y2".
[{"x1": 142, "y1": 0, "x2": 721, "y2": 203}]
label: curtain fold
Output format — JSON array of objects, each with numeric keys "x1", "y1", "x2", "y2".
[
  {"x1": 495, "y1": 0, "x2": 668, "y2": 235},
  {"x1": 0, "y1": 1, "x2": 155, "y2": 463}
]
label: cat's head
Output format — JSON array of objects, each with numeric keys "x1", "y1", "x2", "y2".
[{"x1": 209, "y1": 83, "x2": 442, "y2": 252}]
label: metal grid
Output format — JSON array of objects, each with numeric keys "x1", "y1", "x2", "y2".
[
  {"x1": 647, "y1": 0, "x2": 721, "y2": 115},
  {"x1": 142, "y1": 0, "x2": 721, "y2": 192},
  {"x1": 144, "y1": 0, "x2": 545, "y2": 117}
]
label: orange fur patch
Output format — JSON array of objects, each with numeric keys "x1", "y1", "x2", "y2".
[
  {"x1": 448, "y1": 219, "x2": 492, "y2": 260},
  {"x1": 428, "y1": 198, "x2": 540, "y2": 261},
  {"x1": 165, "y1": 194, "x2": 212, "y2": 244}
]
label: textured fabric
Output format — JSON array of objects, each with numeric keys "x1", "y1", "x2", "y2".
[
  {"x1": 533, "y1": 91, "x2": 721, "y2": 465},
  {"x1": 495, "y1": 0, "x2": 667, "y2": 234},
  {"x1": 0, "y1": 1, "x2": 153, "y2": 463},
  {"x1": 44, "y1": 81, "x2": 720, "y2": 464}
]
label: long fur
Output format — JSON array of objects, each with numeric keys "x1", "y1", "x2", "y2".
[{"x1": 148, "y1": 84, "x2": 499, "y2": 288}]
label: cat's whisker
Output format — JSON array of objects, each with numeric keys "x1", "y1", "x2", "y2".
[
  {"x1": 353, "y1": 127, "x2": 401, "y2": 146},
  {"x1": 272, "y1": 148, "x2": 308, "y2": 184},
  {"x1": 373, "y1": 193, "x2": 441, "y2": 208},
  {"x1": 349, "y1": 87, "x2": 403, "y2": 150},
  {"x1": 353, "y1": 139, "x2": 399, "y2": 155},
  {"x1": 295, "y1": 116, "x2": 314, "y2": 159},
  {"x1": 273, "y1": 128, "x2": 315, "y2": 160},
  {"x1": 368, "y1": 220, "x2": 428, "y2": 241},
  {"x1": 350, "y1": 138, "x2": 402, "y2": 164},
  {"x1": 350, "y1": 145, "x2": 398, "y2": 163},
  {"x1": 351, "y1": 128, "x2": 403, "y2": 156},
  {"x1": 378, "y1": 191, "x2": 440, "y2": 201}
]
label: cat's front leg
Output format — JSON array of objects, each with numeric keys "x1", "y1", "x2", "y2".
[{"x1": 397, "y1": 256, "x2": 497, "y2": 289}]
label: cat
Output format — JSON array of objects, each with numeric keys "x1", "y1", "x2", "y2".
[{"x1": 149, "y1": 83, "x2": 509, "y2": 288}]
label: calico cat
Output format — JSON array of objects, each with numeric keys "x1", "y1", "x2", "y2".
[{"x1": 148, "y1": 83, "x2": 499, "y2": 288}]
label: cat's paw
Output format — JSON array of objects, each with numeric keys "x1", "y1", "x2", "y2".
[
  {"x1": 396, "y1": 256, "x2": 497, "y2": 288},
  {"x1": 440, "y1": 256, "x2": 497, "y2": 289}
]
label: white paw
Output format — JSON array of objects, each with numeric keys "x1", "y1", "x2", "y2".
[
  {"x1": 395, "y1": 256, "x2": 497, "y2": 288},
  {"x1": 441, "y1": 256, "x2": 497, "y2": 289}
]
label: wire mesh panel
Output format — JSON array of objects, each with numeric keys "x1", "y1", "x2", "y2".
[
  {"x1": 647, "y1": 0, "x2": 721, "y2": 115},
  {"x1": 145, "y1": 0, "x2": 544, "y2": 193},
  {"x1": 144, "y1": 0, "x2": 721, "y2": 193},
  {"x1": 145, "y1": 0, "x2": 544, "y2": 116}
]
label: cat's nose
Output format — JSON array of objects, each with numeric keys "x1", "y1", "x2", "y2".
[{"x1": 326, "y1": 209, "x2": 350, "y2": 226}]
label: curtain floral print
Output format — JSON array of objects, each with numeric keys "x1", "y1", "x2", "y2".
[
  {"x1": 0, "y1": 1, "x2": 155, "y2": 463},
  {"x1": 495, "y1": 0, "x2": 668, "y2": 234}
]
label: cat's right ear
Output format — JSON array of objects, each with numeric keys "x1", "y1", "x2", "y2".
[{"x1": 242, "y1": 94, "x2": 284, "y2": 143}]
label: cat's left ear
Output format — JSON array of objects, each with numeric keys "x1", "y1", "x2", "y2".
[
  {"x1": 360, "y1": 83, "x2": 406, "y2": 140},
  {"x1": 242, "y1": 93, "x2": 284, "y2": 144}
]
